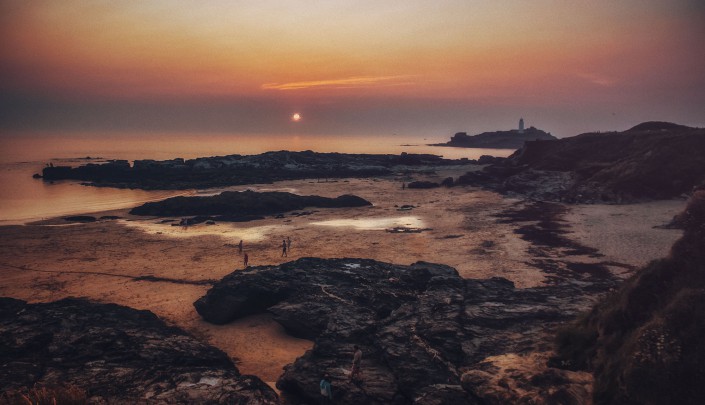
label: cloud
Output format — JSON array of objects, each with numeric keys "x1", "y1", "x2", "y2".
[
  {"x1": 576, "y1": 72, "x2": 616, "y2": 87},
  {"x1": 261, "y1": 75, "x2": 414, "y2": 91}
]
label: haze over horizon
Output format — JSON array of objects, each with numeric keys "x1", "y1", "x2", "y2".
[{"x1": 1, "y1": 1, "x2": 704, "y2": 139}]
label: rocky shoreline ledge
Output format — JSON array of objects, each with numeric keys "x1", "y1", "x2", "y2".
[
  {"x1": 0, "y1": 297, "x2": 278, "y2": 404},
  {"x1": 39, "y1": 151, "x2": 473, "y2": 190}
]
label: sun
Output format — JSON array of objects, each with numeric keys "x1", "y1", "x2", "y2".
[{"x1": 291, "y1": 113, "x2": 302, "y2": 122}]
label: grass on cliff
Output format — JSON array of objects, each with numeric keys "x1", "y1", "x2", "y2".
[{"x1": 0, "y1": 385, "x2": 87, "y2": 405}]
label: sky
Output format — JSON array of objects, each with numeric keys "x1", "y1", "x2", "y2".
[{"x1": 1, "y1": 0, "x2": 704, "y2": 138}]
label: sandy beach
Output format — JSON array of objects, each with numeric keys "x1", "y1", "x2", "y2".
[{"x1": 0, "y1": 169, "x2": 685, "y2": 388}]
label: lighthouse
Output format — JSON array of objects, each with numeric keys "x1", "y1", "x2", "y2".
[{"x1": 518, "y1": 118, "x2": 525, "y2": 133}]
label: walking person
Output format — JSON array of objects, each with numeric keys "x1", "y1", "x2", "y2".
[
  {"x1": 238, "y1": 239, "x2": 243, "y2": 254},
  {"x1": 243, "y1": 253, "x2": 249, "y2": 268},
  {"x1": 350, "y1": 345, "x2": 362, "y2": 383},
  {"x1": 281, "y1": 239, "x2": 287, "y2": 257},
  {"x1": 319, "y1": 374, "x2": 333, "y2": 403}
]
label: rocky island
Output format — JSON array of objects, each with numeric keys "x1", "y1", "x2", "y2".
[{"x1": 431, "y1": 126, "x2": 556, "y2": 149}]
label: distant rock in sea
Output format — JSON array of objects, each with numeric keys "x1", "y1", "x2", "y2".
[
  {"x1": 456, "y1": 122, "x2": 705, "y2": 203},
  {"x1": 0, "y1": 297, "x2": 277, "y2": 404},
  {"x1": 432, "y1": 127, "x2": 556, "y2": 149}
]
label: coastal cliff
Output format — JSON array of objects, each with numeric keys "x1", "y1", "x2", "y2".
[
  {"x1": 552, "y1": 190, "x2": 705, "y2": 404},
  {"x1": 432, "y1": 127, "x2": 556, "y2": 149},
  {"x1": 457, "y1": 122, "x2": 705, "y2": 202}
]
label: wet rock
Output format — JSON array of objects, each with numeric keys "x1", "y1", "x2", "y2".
[
  {"x1": 0, "y1": 297, "x2": 278, "y2": 404},
  {"x1": 63, "y1": 215, "x2": 97, "y2": 223},
  {"x1": 407, "y1": 181, "x2": 440, "y2": 189},
  {"x1": 195, "y1": 258, "x2": 612, "y2": 404},
  {"x1": 440, "y1": 177, "x2": 455, "y2": 187},
  {"x1": 477, "y1": 155, "x2": 506, "y2": 165}
]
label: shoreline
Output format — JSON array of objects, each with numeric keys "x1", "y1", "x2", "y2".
[{"x1": 0, "y1": 171, "x2": 685, "y2": 393}]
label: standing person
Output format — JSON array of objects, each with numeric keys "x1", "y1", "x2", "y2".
[
  {"x1": 350, "y1": 345, "x2": 362, "y2": 382},
  {"x1": 319, "y1": 374, "x2": 333, "y2": 403},
  {"x1": 243, "y1": 253, "x2": 249, "y2": 268},
  {"x1": 238, "y1": 239, "x2": 243, "y2": 254},
  {"x1": 281, "y1": 239, "x2": 287, "y2": 257},
  {"x1": 287, "y1": 236, "x2": 291, "y2": 251}
]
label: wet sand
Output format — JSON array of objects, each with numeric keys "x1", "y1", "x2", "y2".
[{"x1": 0, "y1": 170, "x2": 685, "y2": 387}]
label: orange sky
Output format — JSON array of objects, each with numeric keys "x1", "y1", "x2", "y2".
[{"x1": 1, "y1": 1, "x2": 703, "y2": 136}]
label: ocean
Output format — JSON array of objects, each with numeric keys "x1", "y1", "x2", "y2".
[{"x1": 0, "y1": 131, "x2": 513, "y2": 225}]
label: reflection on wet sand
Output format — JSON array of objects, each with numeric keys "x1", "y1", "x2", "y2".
[
  {"x1": 119, "y1": 220, "x2": 285, "y2": 242},
  {"x1": 310, "y1": 216, "x2": 424, "y2": 230}
]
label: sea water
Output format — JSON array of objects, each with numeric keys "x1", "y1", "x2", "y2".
[{"x1": 0, "y1": 131, "x2": 513, "y2": 224}]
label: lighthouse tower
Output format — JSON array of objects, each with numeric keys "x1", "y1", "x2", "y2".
[{"x1": 518, "y1": 118, "x2": 525, "y2": 133}]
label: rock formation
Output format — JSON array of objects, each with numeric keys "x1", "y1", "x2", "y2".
[
  {"x1": 129, "y1": 190, "x2": 372, "y2": 219},
  {"x1": 456, "y1": 122, "x2": 705, "y2": 203},
  {"x1": 552, "y1": 190, "x2": 705, "y2": 404},
  {"x1": 195, "y1": 255, "x2": 615, "y2": 404},
  {"x1": 0, "y1": 297, "x2": 278, "y2": 404},
  {"x1": 40, "y1": 151, "x2": 472, "y2": 190},
  {"x1": 432, "y1": 127, "x2": 556, "y2": 149}
]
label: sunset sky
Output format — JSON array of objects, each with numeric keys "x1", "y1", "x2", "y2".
[{"x1": 1, "y1": 0, "x2": 703, "y2": 138}]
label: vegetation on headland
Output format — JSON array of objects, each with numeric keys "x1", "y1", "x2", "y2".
[{"x1": 552, "y1": 190, "x2": 705, "y2": 404}]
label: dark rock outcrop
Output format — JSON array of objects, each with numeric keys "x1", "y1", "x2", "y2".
[
  {"x1": 0, "y1": 297, "x2": 278, "y2": 404},
  {"x1": 432, "y1": 127, "x2": 556, "y2": 149},
  {"x1": 457, "y1": 122, "x2": 705, "y2": 203},
  {"x1": 407, "y1": 181, "x2": 440, "y2": 189},
  {"x1": 195, "y1": 257, "x2": 614, "y2": 404},
  {"x1": 129, "y1": 190, "x2": 372, "y2": 218},
  {"x1": 553, "y1": 191, "x2": 705, "y2": 404},
  {"x1": 41, "y1": 151, "x2": 472, "y2": 190}
]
